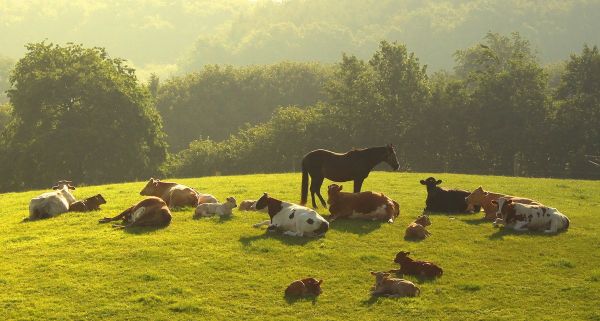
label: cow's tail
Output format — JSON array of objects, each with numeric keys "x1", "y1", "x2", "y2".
[{"x1": 300, "y1": 162, "x2": 309, "y2": 206}]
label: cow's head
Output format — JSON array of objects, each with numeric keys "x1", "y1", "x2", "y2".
[
  {"x1": 491, "y1": 198, "x2": 516, "y2": 223},
  {"x1": 384, "y1": 144, "x2": 400, "y2": 171},
  {"x1": 301, "y1": 278, "x2": 323, "y2": 296},
  {"x1": 415, "y1": 214, "x2": 431, "y2": 227},
  {"x1": 393, "y1": 251, "x2": 412, "y2": 264},
  {"x1": 370, "y1": 271, "x2": 391, "y2": 286},
  {"x1": 226, "y1": 196, "x2": 237, "y2": 208},
  {"x1": 420, "y1": 177, "x2": 442, "y2": 192},
  {"x1": 140, "y1": 178, "x2": 159, "y2": 196},
  {"x1": 327, "y1": 184, "x2": 343, "y2": 201},
  {"x1": 52, "y1": 180, "x2": 75, "y2": 190},
  {"x1": 94, "y1": 194, "x2": 107, "y2": 205},
  {"x1": 465, "y1": 186, "x2": 485, "y2": 206},
  {"x1": 302, "y1": 213, "x2": 329, "y2": 237},
  {"x1": 255, "y1": 193, "x2": 269, "y2": 210}
]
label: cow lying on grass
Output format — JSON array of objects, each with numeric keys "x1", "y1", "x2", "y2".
[
  {"x1": 140, "y1": 178, "x2": 199, "y2": 207},
  {"x1": 28, "y1": 180, "x2": 77, "y2": 221},
  {"x1": 326, "y1": 184, "x2": 400, "y2": 223},
  {"x1": 465, "y1": 186, "x2": 540, "y2": 220},
  {"x1": 404, "y1": 215, "x2": 431, "y2": 240},
  {"x1": 98, "y1": 197, "x2": 172, "y2": 229},
  {"x1": 492, "y1": 198, "x2": 569, "y2": 233},
  {"x1": 198, "y1": 193, "x2": 218, "y2": 205},
  {"x1": 194, "y1": 197, "x2": 237, "y2": 218},
  {"x1": 252, "y1": 193, "x2": 329, "y2": 237},
  {"x1": 370, "y1": 271, "x2": 420, "y2": 297},
  {"x1": 392, "y1": 251, "x2": 443, "y2": 278},
  {"x1": 285, "y1": 278, "x2": 323, "y2": 297},
  {"x1": 69, "y1": 194, "x2": 106, "y2": 212},
  {"x1": 420, "y1": 177, "x2": 480, "y2": 213}
]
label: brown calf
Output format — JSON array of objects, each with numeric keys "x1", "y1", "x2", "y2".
[
  {"x1": 69, "y1": 194, "x2": 106, "y2": 212},
  {"x1": 370, "y1": 271, "x2": 420, "y2": 297},
  {"x1": 392, "y1": 251, "x2": 443, "y2": 278},
  {"x1": 327, "y1": 184, "x2": 400, "y2": 223},
  {"x1": 284, "y1": 278, "x2": 323, "y2": 297},
  {"x1": 98, "y1": 196, "x2": 172, "y2": 229},
  {"x1": 140, "y1": 178, "x2": 198, "y2": 207},
  {"x1": 404, "y1": 215, "x2": 432, "y2": 240},
  {"x1": 465, "y1": 186, "x2": 540, "y2": 220}
]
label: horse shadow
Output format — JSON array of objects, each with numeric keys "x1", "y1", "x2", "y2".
[
  {"x1": 328, "y1": 218, "x2": 385, "y2": 235},
  {"x1": 239, "y1": 231, "x2": 316, "y2": 247}
]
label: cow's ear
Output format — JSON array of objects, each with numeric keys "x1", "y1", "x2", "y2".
[
  {"x1": 506, "y1": 199, "x2": 513, "y2": 204},
  {"x1": 318, "y1": 279, "x2": 323, "y2": 285},
  {"x1": 420, "y1": 180, "x2": 426, "y2": 185},
  {"x1": 477, "y1": 186, "x2": 483, "y2": 191},
  {"x1": 263, "y1": 192, "x2": 268, "y2": 197},
  {"x1": 51, "y1": 185, "x2": 59, "y2": 190},
  {"x1": 339, "y1": 185, "x2": 343, "y2": 191},
  {"x1": 370, "y1": 271, "x2": 376, "y2": 275},
  {"x1": 484, "y1": 192, "x2": 489, "y2": 196},
  {"x1": 436, "y1": 180, "x2": 442, "y2": 185},
  {"x1": 491, "y1": 200, "x2": 497, "y2": 205}
]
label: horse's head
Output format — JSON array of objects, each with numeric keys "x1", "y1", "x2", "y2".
[{"x1": 384, "y1": 144, "x2": 400, "y2": 170}]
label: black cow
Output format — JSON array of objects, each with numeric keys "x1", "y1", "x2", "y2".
[{"x1": 420, "y1": 177, "x2": 480, "y2": 213}]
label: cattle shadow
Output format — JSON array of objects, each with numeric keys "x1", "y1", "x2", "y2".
[
  {"x1": 328, "y1": 219, "x2": 384, "y2": 235},
  {"x1": 284, "y1": 295, "x2": 318, "y2": 305},
  {"x1": 362, "y1": 294, "x2": 416, "y2": 306},
  {"x1": 461, "y1": 217, "x2": 492, "y2": 225},
  {"x1": 488, "y1": 227, "x2": 566, "y2": 240},
  {"x1": 121, "y1": 225, "x2": 169, "y2": 235},
  {"x1": 239, "y1": 232, "x2": 316, "y2": 247}
]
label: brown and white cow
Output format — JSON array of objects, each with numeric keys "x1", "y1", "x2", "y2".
[
  {"x1": 465, "y1": 186, "x2": 540, "y2": 220},
  {"x1": 98, "y1": 196, "x2": 172, "y2": 229},
  {"x1": 326, "y1": 184, "x2": 400, "y2": 223},
  {"x1": 140, "y1": 178, "x2": 199, "y2": 207},
  {"x1": 492, "y1": 197, "x2": 569, "y2": 233}
]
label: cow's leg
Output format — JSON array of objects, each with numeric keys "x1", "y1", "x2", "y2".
[
  {"x1": 310, "y1": 175, "x2": 326, "y2": 208},
  {"x1": 253, "y1": 220, "x2": 271, "y2": 228},
  {"x1": 353, "y1": 178, "x2": 364, "y2": 193},
  {"x1": 513, "y1": 221, "x2": 529, "y2": 232},
  {"x1": 544, "y1": 217, "x2": 559, "y2": 233},
  {"x1": 99, "y1": 206, "x2": 132, "y2": 223}
]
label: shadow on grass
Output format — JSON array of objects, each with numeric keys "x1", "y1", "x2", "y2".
[
  {"x1": 362, "y1": 294, "x2": 415, "y2": 306},
  {"x1": 284, "y1": 295, "x2": 318, "y2": 305},
  {"x1": 123, "y1": 225, "x2": 169, "y2": 234},
  {"x1": 239, "y1": 232, "x2": 316, "y2": 246},
  {"x1": 461, "y1": 217, "x2": 492, "y2": 225},
  {"x1": 387, "y1": 270, "x2": 440, "y2": 284},
  {"x1": 488, "y1": 227, "x2": 566, "y2": 240},
  {"x1": 328, "y1": 218, "x2": 384, "y2": 235}
]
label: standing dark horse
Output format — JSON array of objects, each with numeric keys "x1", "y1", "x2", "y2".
[{"x1": 300, "y1": 144, "x2": 400, "y2": 208}]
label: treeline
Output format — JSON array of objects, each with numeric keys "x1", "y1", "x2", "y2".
[
  {"x1": 0, "y1": 32, "x2": 599, "y2": 193},
  {"x1": 168, "y1": 33, "x2": 600, "y2": 180}
]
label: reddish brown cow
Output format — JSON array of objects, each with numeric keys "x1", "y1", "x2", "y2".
[
  {"x1": 391, "y1": 251, "x2": 443, "y2": 278},
  {"x1": 465, "y1": 186, "x2": 540, "y2": 220},
  {"x1": 140, "y1": 178, "x2": 198, "y2": 207},
  {"x1": 98, "y1": 196, "x2": 172, "y2": 229},
  {"x1": 284, "y1": 278, "x2": 323, "y2": 297},
  {"x1": 69, "y1": 194, "x2": 106, "y2": 212},
  {"x1": 327, "y1": 184, "x2": 400, "y2": 223},
  {"x1": 404, "y1": 215, "x2": 432, "y2": 240}
]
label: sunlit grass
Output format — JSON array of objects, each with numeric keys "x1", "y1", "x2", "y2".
[{"x1": 1, "y1": 172, "x2": 599, "y2": 320}]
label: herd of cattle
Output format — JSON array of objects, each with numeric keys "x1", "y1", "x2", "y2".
[{"x1": 26, "y1": 173, "x2": 569, "y2": 298}]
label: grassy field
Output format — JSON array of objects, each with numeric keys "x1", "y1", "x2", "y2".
[{"x1": 1, "y1": 172, "x2": 599, "y2": 320}]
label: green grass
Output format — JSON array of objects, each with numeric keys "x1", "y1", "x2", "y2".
[{"x1": 1, "y1": 172, "x2": 599, "y2": 320}]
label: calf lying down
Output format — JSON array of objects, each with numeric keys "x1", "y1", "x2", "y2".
[
  {"x1": 404, "y1": 215, "x2": 432, "y2": 240},
  {"x1": 194, "y1": 197, "x2": 237, "y2": 218},
  {"x1": 492, "y1": 198, "x2": 569, "y2": 233},
  {"x1": 284, "y1": 278, "x2": 323, "y2": 297},
  {"x1": 69, "y1": 194, "x2": 106, "y2": 212},
  {"x1": 327, "y1": 184, "x2": 400, "y2": 223},
  {"x1": 99, "y1": 197, "x2": 172, "y2": 229},
  {"x1": 370, "y1": 271, "x2": 420, "y2": 297}
]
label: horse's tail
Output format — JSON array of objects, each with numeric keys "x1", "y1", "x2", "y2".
[{"x1": 300, "y1": 161, "x2": 309, "y2": 206}]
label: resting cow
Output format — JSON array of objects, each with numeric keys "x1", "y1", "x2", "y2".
[
  {"x1": 252, "y1": 193, "x2": 329, "y2": 237},
  {"x1": 420, "y1": 177, "x2": 480, "y2": 213},
  {"x1": 194, "y1": 197, "x2": 237, "y2": 218},
  {"x1": 326, "y1": 184, "x2": 400, "y2": 223},
  {"x1": 370, "y1": 271, "x2": 420, "y2": 297},
  {"x1": 69, "y1": 194, "x2": 107, "y2": 212},
  {"x1": 492, "y1": 198, "x2": 569, "y2": 233},
  {"x1": 98, "y1": 196, "x2": 172, "y2": 229},
  {"x1": 28, "y1": 180, "x2": 77, "y2": 221},
  {"x1": 392, "y1": 251, "x2": 443, "y2": 278},
  {"x1": 140, "y1": 178, "x2": 199, "y2": 207},
  {"x1": 285, "y1": 278, "x2": 323, "y2": 297},
  {"x1": 404, "y1": 215, "x2": 431, "y2": 240},
  {"x1": 465, "y1": 186, "x2": 540, "y2": 220}
]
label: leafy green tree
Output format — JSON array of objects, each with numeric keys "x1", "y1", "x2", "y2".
[
  {"x1": 0, "y1": 56, "x2": 14, "y2": 104},
  {"x1": 0, "y1": 42, "x2": 167, "y2": 191},
  {"x1": 0, "y1": 103, "x2": 11, "y2": 132},
  {"x1": 553, "y1": 44, "x2": 600, "y2": 177}
]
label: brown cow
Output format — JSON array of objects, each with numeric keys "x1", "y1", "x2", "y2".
[
  {"x1": 69, "y1": 194, "x2": 106, "y2": 212},
  {"x1": 370, "y1": 271, "x2": 420, "y2": 297},
  {"x1": 98, "y1": 196, "x2": 172, "y2": 229},
  {"x1": 327, "y1": 184, "x2": 400, "y2": 223},
  {"x1": 404, "y1": 215, "x2": 431, "y2": 240},
  {"x1": 140, "y1": 178, "x2": 199, "y2": 207},
  {"x1": 284, "y1": 278, "x2": 323, "y2": 297},
  {"x1": 465, "y1": 186, "x2": 540, "y2": 220}
]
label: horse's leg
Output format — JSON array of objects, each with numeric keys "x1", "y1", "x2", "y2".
[
  {"x1": 353, "y1": 178, "x2": 365, "y2": 193},
  {"x1": 310, "y1": 176, "x2": 324, "y2": 208}
]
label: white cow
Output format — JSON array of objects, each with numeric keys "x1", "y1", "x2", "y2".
[
  {"x1": 194, "y1": 197, "x2": 237, "y2": 218},
  {"x1": 492, "y1": 197, "x2": 569, "y2": 233},
  {"x1": 252, "y1": 193, "x2": 329, "y2": 237},
  {"x1": 28, "y1": 180, "x2": 77, "y2": 221}
]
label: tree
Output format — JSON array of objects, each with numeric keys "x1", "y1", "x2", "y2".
[
  {"x1": 0, "y1": 103, "x2": 11, "y2": 132},
  {"x1": 553, "y1": 44, "x2": 600, "y2": 178},
  {"x1": 0, "y1": 56, "x2": 14, "y2": 104},
  {"x1": 0, "y1": 42, "x2": 167, "y2": 191}
]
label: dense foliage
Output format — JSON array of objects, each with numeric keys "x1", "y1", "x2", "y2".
[
  {"x1": 156, "y1": 62, "x2": 331, "y2": 151},
  {"x1": 0, "y1": 55, "x2": 13, "y2": 104},
  {"x1": 0, "y1": 42, "x2": 167, "y2": 192},
  {"x1": 169, "y1": 35, "x2": 600, "y2": 180}
]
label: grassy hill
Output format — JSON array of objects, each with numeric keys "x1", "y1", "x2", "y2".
[{"x1": 1, "y1": 172, "x2": 599, "y2": 320}]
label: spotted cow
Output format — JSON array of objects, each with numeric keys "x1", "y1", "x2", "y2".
[{"x1": 492, "y1": 197, "x2": 569, "y2": 233}]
